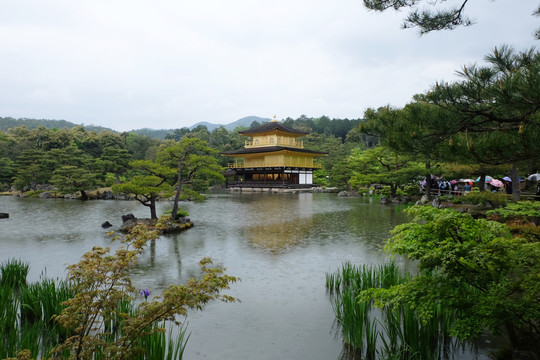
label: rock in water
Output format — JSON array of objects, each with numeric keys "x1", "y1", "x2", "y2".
[{"x1": 122, "y1": 213, "x2": 136, "y2": 224}]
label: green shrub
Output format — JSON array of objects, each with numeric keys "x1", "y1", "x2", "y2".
[
  {"x1": 379, "y1": 186, "x2": 392, "y2": 197},
  {"x1": 355, "y1": 188, "x2": 371, "y2": 195},
  {"x1": 451, "y1": 191, "x2": 509, "y2": 206},
  {"x1": 402, "y1": 183, "x2": 421, "y2": 196},
  {"x1": 163, "y1": 208, "x2": 189, "y2": 220}
]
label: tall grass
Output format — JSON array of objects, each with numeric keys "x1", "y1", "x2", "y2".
[
  {"x1": 0, "y1": 260, "x2": 75, "y2": 359},
  {"x1": 1, "y1": 258, "x2": 190, "y2": 359},
  {"x1": 1, "y1": 258, "x2": 29, "y2": 289},
  {"x1": 326, "y1": 261, "x2": 467, "y2": 360}
]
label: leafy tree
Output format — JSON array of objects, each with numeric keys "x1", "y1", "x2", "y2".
[
  {"x1": 113, "y1": 160, "x2": 175, "y2": 219},
  {"x1": 0, "y1": 157, "x2": 15, "y2": 186},
  {"x1": 157, "y1": 138, "x2": 224, "y2": 220},
  {"x1": 362, "y1": 206, "x2": 540, "y2": 357},
  {"x1": 165, "y1": 127, "x2": 191, "y2": 141},
  {"x1": 0, "y1": 130, "x2": 13, "y2": 159},
  {"x1": 186, "y1": 125, "x2": 210, "y2": 142},
  {"x1": 51, "y1": 223, "x2": 237, "y2": 360},
  {"x1": 98, "y1": 147, "x2": 132, "y2": 184},
  {"x1": 209, "y1": 126, "x2": 230, "y2": 150},
  {"x1": 360, "y1": 102, "x2": 456, "y2": 197},
  {"x1": 363, "y1": 0, "x2": 540, "y2": 37},
  {"x1": 349, "y1": 146, "x2": 424, "y2": 197},
  {"x1": 420, "y1": 46, "x2": 540, "y2": 199},
  {"x1": 125, "y1": 133, "x2": 161, "y2": 161},
  {"x1": 13, "y1": 149, "x2": 51, "y2": 191},
  {"x1": 327, "y1": 160, "x2": 354, "y2": 191},
  {"x1": 48, "y1": 143, "x2": 99, "y2": 200}
]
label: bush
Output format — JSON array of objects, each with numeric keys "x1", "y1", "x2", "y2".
[
  {"x1": 486, "y1": 201, "x2": 540, "y2": 227},
  {"x1": 402, "y1": 183, "x2": 421, "y2": 196},
  {"x1": 451, "y1": 191, "x2": 509, "y2": 206},
  {"x1": 163, "y1": 208, "x2": 189, "y2": 220}
]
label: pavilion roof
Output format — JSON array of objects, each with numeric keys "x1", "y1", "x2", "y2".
[
  {"x1": 222, "y1": 146, "x2": 327, "y2": 156},
  {"x1": 238, "y1": 122, "x2": 309, "y2": 136}
]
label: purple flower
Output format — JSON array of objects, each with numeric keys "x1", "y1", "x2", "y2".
[{"x1": 140, "y1": 289, "x2": 151, "y2": 300}]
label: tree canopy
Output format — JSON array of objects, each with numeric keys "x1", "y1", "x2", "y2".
[{"x1": 363, "y1": 0, "x2": 540, "y2": 38}]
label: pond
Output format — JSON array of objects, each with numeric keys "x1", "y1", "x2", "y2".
[{"x1": 0, "y1": 193, "x2": 492, "y2": 359}]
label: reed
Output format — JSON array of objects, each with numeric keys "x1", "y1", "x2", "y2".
[
  {"x1": 0, "y1": 260, "x2": 75, "y2": 359},
  {"x1": 327, "y1": 261, "x2": 465, "y2": 360},
  {"x1": 0, "y1": 258, "x2": 29, "y2": 290},
  {"x1": 136, "y1": 321, "x2": 190, "y2": 360}
]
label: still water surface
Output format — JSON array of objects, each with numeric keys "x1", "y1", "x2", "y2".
[{"x1": 0, "y1": 193, "x2": 488, "y2": 359}]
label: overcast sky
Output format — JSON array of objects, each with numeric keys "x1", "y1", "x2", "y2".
[{"x1": 0, "y1": 1, "x2": 538, "y2": 131}]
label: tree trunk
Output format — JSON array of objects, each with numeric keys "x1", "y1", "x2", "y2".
[
  {"x1": 478, "y1": 173, "x2": 486, "y2": 192},
  {"x1": 171, "y1": 159, "x2": 183, "y2": 220},
  {"x1": 511, "y1": 162, "x2": 521, "y2": 201},
  {"x1": 80, "y1": 190, "x2": 88, "y2": 201},
  {"x1": 150, "y1": 196, "x2": 157, "y2": 220},
  {"x1": 425, "y1": 162, "x2": 432, "y2": 199},
  {"x1": 390, "y1": 183, "x2": 398, "y2": 197}
]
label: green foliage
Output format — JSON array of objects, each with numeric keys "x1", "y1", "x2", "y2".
[
  {"x1": 326, "y1": 262, "x2": 463, "y2": 359},
  {"x1": 51, "y1": 224, "x2": 238, "y2": 360},
  {"x1": 0, "y1": 157, "x2": 15, "y2": 185},
  {"x1": 349, "y1": 147, "x2": 424, "y2": 197},
  {"x1": 367, "y1": 206, "x2": 540, "y2": 355},
  {"x1": 451, "y1": 191, "x2": 509, "y2": 206},
  {"x1": 157, "y1": 137, "x2": 224, "y2": 220},
  {"x1": 163, "y1": 208, "x2": 190, "y2": 220},
  {"x1": 363, "y1": 0, "x2": 539, "y2": 38},
  {"x1": 0, "y1": 260, "x2": 74, "y2": 360},
  {"x1": 0, "y1": 258, "x2": 29, "y2": 290},
  {"x1": 402, "y1": 183, "x2": 421, "y2": 196},
  {"x1": 113, "y1": 160, "x2": 176, "y2": 219},
  {"x1": 486, "y1": 201, "x2": 540, "y2": 221}
]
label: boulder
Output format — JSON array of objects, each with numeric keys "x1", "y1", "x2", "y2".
[
  {"x1": 100, "y1": 191, "x2": 114, "y2": 200},
  {"x1": 337, "y1": 191, "x2": 348, "y2": 197},
  {"x1": 0, "y1": 213, "x2": 9, "y2": 219},
  {"x1": 380, "y1": 197, "x2": 389, "y2": 205},
  {"x1": 101, "y1": 221, "x2": 113, "y2": 228},
  {"x1": 39, "y1": 192, "x2": 52, "y2": 199},
  {"x1": 122, "y1": 213, "x2": 136, "y2": 224}
]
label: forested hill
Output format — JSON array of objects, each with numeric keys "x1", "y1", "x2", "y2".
[
  {"x1": 0, "y1": 117, "x2": 113, "y2": 133},
  {"x1": 0, "y1": 115, "x2": 365, "y2": 141}
]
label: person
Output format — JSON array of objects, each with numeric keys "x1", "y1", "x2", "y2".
[
  {"x1": 505, "y1": 181, "x2": 513, "y2": 194},
  {"x1": 464, "y1": 182, "x2": 472, "y2": 192}
]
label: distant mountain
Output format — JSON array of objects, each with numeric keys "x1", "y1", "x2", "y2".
[
  {"x1": 0, "y1": 117, "x2": 113, "y2": 133},
  {"x1": 0, "y1": 115, "x2": 273, "y2": 139},
  {"x1": 189, "y1": 116, "x2": 271, "y2": 132}
]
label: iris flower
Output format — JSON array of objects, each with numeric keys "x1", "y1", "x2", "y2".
[{"x1": 140, "y1": 289, "x2": 151, "y2": 300}]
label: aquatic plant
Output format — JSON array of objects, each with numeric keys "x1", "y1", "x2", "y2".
[
  {"x1": 0, "y1": 258, "x2": 29, "y2": 290},
  {"x1": 0, "y1": 261, "x2": 75, "y2": 359},
  {"x1": 326, "y1": 261, "x2": 466, "y2": 360}
]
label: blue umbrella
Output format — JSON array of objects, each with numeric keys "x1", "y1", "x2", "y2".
[{"x1": 475, "y1": 176, "x2": 494, "y2": 182}]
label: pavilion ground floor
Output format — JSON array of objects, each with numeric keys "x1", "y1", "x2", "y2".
[{"x1": 224, "y1": 167, "x2": 318, "y2": 189}]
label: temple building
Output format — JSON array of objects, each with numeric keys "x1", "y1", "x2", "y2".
[{"x1": 222, "y1": 118, "x2": 327, "y2": 189}]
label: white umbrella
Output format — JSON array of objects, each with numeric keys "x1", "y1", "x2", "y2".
[{"x1": 527, "y1": 173, "x2": 540, "y2": 181}]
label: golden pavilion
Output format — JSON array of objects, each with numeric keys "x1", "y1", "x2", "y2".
[{"x1": 222, "y1": 118, "x2": 327, "y2": 189}]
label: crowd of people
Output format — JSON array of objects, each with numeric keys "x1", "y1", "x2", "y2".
[{"x1": 418, "y1": 175, "x2": 536, "y2": 195}]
